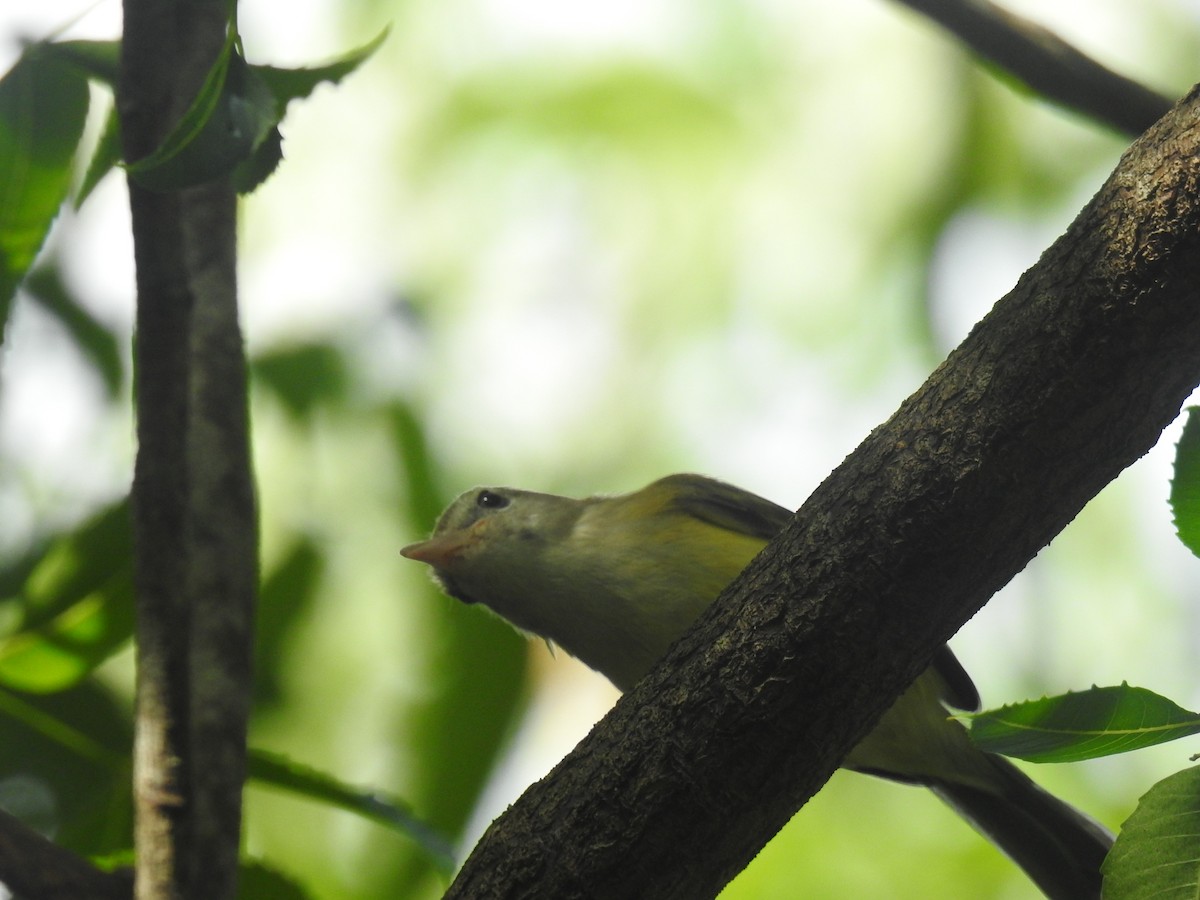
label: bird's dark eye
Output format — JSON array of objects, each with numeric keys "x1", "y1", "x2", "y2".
[{"x1": 476, "y1": 490, "x2": 510, "y2": 509}]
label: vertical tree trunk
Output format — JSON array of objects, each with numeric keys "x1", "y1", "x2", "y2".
[{"x1": 119, "y1": 2, "x2": 257, "y2": 897}]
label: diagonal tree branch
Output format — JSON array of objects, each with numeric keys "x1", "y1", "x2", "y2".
[
  {"x1": 893, "y1": 0, "x2": 1175, "y2": 136},
  {"x1": 0, "y1": 809, "x2": 132, "y2": 900},
  {"x1": 446, "y1": 84, "x2": 1200, "y2": 898}
]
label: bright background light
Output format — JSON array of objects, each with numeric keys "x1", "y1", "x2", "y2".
[{"x1": 3, "y1": 1, "x2": 1200, "y2": 897}]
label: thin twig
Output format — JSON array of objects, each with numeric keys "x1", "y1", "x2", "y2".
[{"x1": 894, "y1": 0, "x2": 1174, "y2": 135}]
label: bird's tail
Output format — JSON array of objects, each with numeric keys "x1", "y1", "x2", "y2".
[{"x1": 928, "y1": 753, "x2": 1114, "y2": 900}]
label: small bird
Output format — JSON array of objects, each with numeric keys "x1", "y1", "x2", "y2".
[{"x1": 402, "y1": 473, "x2": 1113, "y2": 899}]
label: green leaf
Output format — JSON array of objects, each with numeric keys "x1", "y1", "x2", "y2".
[
  {"x1": 252, "y1": 342, "x2": 349, "y2": 419},
  {"x1": 389, "y1": 401, "x2": 445, "y2": 532},
  {"x1": 23, "y1": 263, "x2": 124, "y2": 397},
  {"x1": 51, "y1": 30, "x2": 389, "y2": 103},
  {"x1": 231, "y1": 125, "x2": 283, "y2": 194},
  {"x1": 233, "y1": 27, "x2": 388, "y2": 193},
  {"x1": 254, "y1": 538, "x2": 323, "y2": 711},
  {"x1": 0, "y1": 45, "x2": 90, "y2": 341},
  {"x1": 0, "y1": 499, "x2": 135, "y2": 693},
  {"x1": 1102, "y1": 766, "x2": 1200, "y2": 898},
  {"x1": 39, "y1": 42, "x2": 120, "y2": 206},
  {"x1": 0, "y1": 683, "x2": 122, "y2": 765},
  {"x1": 42, "y1": 40, "x2": 120, "y2": 86},
  {"x1": 0, "y1": 681, "x2": 132, "y2": 856},
  {"x1": 967, "y1": 684, "x2": 1200, "y2": 762},
  {"x1": 128, "y1": 27, "x2": 387, "y2": 194},
  {"x1": 11, "y1": 500, "x2": 130, "y2": 627},
  {"x1": 1170, "y1": 406, "x2": 1200, "y2": 558},
  {"x1": 127, "y1": 30, "x2": 278, "y2": 192},
  {"x1": 246, "y1": 748, "x2": 455, "y2": 874},
  {"x1": 238, "y1": 859, "x2": 315, "y2": 900},
  {"x1": 252, "y1": 28, "x2": 389, "y2": 107},
  {"x1": 43, "y1": 29, "x2": 386, "y2": 196},
  {"x1": 75, "y1": 102, "x2": 123, "y2": 208}
]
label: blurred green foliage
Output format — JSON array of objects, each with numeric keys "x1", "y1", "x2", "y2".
[
  {"x1": 3, "y1": 0, "x2": 1200, "y2": 897},
  {"x1": 0, "y1": 46, "x2": 89, "y2": 340}
]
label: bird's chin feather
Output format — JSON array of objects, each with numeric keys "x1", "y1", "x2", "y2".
[{"x1": 433, "y1": 573, "x2": 477, "y2": 605}]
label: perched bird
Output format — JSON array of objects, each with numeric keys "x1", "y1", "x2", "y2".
[{"x1": 402, "y1": 473, "x2": 1113, "y2": 899}]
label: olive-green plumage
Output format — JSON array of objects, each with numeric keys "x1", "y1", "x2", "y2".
[{"x1": 403, "y1": 474, "x2": 1112, "y2": 899}]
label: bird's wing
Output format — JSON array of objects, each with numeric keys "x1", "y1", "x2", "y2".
[
  {"x1": 657, "y1": 473, "x2": 980, "y2": 711},
  {"x1": 656, "y1": 474, "x2": 793, "y2": 542}
]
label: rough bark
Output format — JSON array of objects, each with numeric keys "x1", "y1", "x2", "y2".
[
  {"x1": 446, "y1": 85, "x2": 1200, "y2": 899},
  {"x1": 119, "y1": 2, "x2": 257, "y2": 899}
]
